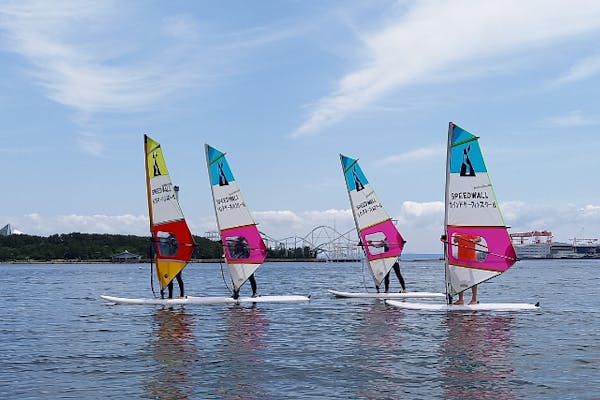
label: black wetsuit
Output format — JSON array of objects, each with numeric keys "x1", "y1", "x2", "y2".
[
  {"x1": 162, "y1": 272, "x2": 184, "y2": 299},
  {"x1": 384, "y1": 262, "x2": 406, "y2": 292},
  {"x1": 232, "y1": 274, "x2": 257, "y2": 299}
]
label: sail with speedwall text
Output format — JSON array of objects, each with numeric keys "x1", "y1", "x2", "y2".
[
  {"x1": 205, "y1": 144, "x2": 267, "y2": 292},
  {"x1": 340, "y1": 154, "x2": 405, "y2": 288},
  {"x1": 443, "y1": 123, "x2": 516, "y2": 299},
  {"x1": 144, "y1": 135, "x2": 195, "y2": 290}
]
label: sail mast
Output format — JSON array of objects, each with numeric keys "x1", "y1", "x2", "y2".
[{"x1": 444, "y1": 123, "x2": 453, "y2": 304}]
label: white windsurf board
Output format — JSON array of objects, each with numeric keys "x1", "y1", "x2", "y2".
[
  {"x1": 386, "y1": 299, "x2": 540, "y2": 311},
  {"x1": 101, "y1": 294, "x2": 310, "y2": 305},
  {"x1": 328, "y1": 289, "x2": 445, "y2": 299}
]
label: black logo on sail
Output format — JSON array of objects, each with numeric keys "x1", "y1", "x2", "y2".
[
  {"x1": 353, "y1": 167, "x2": 365, "y2": 191},
  {"x1": 152, "y1": 152, "x2": 162, "y2": 177},
  {"x1": 460, "y1": 145, "x2": 476, "y2": 177},
  {"x1": 218, "y1": 162, "x2": 229, "y2": 186}
]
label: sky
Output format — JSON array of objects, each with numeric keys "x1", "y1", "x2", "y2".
[{"x1": 2, "y1": 0, "x2": 600, "y2": 253}]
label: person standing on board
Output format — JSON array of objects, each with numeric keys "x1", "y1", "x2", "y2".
[
  {"x1": 231, "y1": 236, "x2": 258, "y2": 299},
  {"x1": 452, "y1": 233, "x2": 481, "y2": 305},
  {"x1": 161, "y1": 271, "x2": 184, "y2": 299},
  {"x1": 384, "y1": 261, "x2": 407, "y2": 293},
  {"x1": 367, "y1": 238, "x2": 406, "y2": 293},
  {"x1": 232, "y1": 274, "x2": 258, "y2": 299}
]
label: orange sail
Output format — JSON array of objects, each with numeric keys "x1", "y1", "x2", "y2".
[{"x1": 145, "y1": 135, "x2": 195, "y2": 289}]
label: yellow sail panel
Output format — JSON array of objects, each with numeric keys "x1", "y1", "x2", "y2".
[
  {"x1": 145, "y1": 136, "x2": 169, "y2": 178},
  {"x1": 155, "y1": 259, "x2": 188, "y2": 289}
]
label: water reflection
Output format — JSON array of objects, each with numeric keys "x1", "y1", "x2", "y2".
[
  {"x1": 440, "y1": 313, "x2": 515, "y2": 400},
  {"x1": 145, "y1": 307, "x2": 197, "y2": 400},
  {"x1": 215, "y1": 304, "x2": 268, "y2": 400},
  {"x1": 355, "y1": 301, "x2": 405, "y2": 399}
]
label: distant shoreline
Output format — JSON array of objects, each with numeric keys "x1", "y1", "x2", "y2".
[{"x1": 0, "y1": 255, "x2": 443, "y2": 264}]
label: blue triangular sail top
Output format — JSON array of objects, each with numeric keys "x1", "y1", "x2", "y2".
[
  {"x1": 206, "y1": 145, "x2": 235, "y2": 186},
  {"x1": 340, "y1": 154, "x2": 369, "y2": 192}
]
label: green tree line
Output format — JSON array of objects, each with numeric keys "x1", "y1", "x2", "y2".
[{"x1": 0, "y1": 233, "x2": 316, "y2": 262}]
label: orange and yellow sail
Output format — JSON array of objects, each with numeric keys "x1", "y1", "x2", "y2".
[{"x1": 144, "y1": 135, "x2": 195, "y2": 289}]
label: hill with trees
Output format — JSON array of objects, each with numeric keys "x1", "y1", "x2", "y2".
[{"x1": 0, "y1": 233, "x2": 316, "y2": 262}]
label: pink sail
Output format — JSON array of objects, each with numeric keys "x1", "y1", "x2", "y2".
[
  {"x1": 221, "y1": 224, "x2": 267, "y2": 265},
  {"x1": 444, "y1": 123, "x2": 517, "y2": 297},
  {"x1": 340, "y1": 154, "x2": 405, "y2": 287}
]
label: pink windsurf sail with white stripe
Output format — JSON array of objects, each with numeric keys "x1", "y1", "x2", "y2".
[
  {"x1": 340, "y1": 154, "x2": 405, "y2": 288},
  {"x1": 444, "y1": 123, "x2": 516, "y2": 299},
  {"x1": 205, "y1": 144, "x2": 267, "y2": 292}
]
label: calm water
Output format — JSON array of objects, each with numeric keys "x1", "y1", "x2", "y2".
[{"x1": 1, "y1": 259, "x2": 598, "y2": 399}]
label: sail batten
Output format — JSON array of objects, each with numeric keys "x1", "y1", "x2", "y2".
[
  {"x1": 144, "y1": 134, "x2": 195, "y2": 290},
  {"x1": 340, "y1": 154, "x2": 405, "y2": 287},
  {"x1": 444, "y1": 123, "x2": 516, "y2": 297},
  {"x1": 206, "y1": 144, "x2": 266, "y2": 291}
]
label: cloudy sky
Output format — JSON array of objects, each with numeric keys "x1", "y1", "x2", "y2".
[{"x1": 2, "y1": 0, "x2": 600, "y2": 253}]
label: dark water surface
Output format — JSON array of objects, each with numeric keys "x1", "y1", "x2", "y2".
[{"x1": 1, "y1": 259, "x2": 598, "y2": 399}]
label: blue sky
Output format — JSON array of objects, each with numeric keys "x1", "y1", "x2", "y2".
[{"x1": 2, "y1": 0, "x2": 600, "y2": 252}]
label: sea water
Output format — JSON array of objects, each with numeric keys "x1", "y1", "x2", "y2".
[{"x1": 1, "y1": 259, "x2": 598, "y2": 399}]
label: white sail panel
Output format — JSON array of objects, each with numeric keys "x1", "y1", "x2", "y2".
[
  {"x1": 227, "y1": 263, "x2": 261, "y2": 290},
  {"x1": 447, "y1": 174, "x2": 504, "y2": 227},
  {"x1": 446, "y1": 265, "x2": 500, "y2": 296},
  {"x1": 149, "y1": 174, "x2": 184, "y2": 224},
  {"x1": 349, "y1": 186, "x2": 390, "y2": 229},
  {"x1": 210, "y1": 182, "x2": 255, "y2": 230}
]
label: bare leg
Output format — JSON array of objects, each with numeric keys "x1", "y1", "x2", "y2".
[
  {"x1": 469, "y1": 285, "x2": 478, "y2": 304},
  {"x1": 453, "y1": 292, "x2": 464, "y2": 305}
]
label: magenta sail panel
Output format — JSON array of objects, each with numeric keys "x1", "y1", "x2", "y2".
[
  {"x1": 360, "y1": 220, "x2": 405, "y2": 261},
  {"x1": 447, "y1": 226, "x2": 516, "y2": 272},
  {"x1": 221, "y1": 225, "x2": 267, "y2": 264}
]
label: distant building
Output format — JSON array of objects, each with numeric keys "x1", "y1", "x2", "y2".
[
  {"x1": 0, "y1": 223, "x2": 24, "y2": 236},
  {"x1": 0, "y1": 224, "x2": 13, "y2": 236},
  {"x1": 111, "y1": 250, "x2": 142, "y2": 263}
]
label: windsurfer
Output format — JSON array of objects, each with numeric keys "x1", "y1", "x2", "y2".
[
  {"x1": 232, "y1": 274, "x2": 257, "y2": 299},
  {"x1": 384, "y1": 261, "x2": 407, "y2": 293},
  {"x1": 452, "y1": 233, "x2": 481, "y2": 305},
  {"x1": 161, "y1": 271, "x2": 184, "y2": 299}
]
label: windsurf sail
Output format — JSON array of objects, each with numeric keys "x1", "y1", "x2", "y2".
[
  {"x1": 205, "y1": 144, "x2": 267, "y2": 292},
  {"x1": 340, "y1": 154, "x2": 405, "y2": 288},
  {"x1": 443, "y1": 123, "x2": 516, "y2": 301},
  {"x1": 144, "y1": 134, "x2": 195, "y2": 290}
]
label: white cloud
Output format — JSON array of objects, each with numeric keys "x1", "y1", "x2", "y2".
[
  {"x1": 292, "y1": 0, "x2": 600, "y2": 138},
  {"x1": 0, "y1": 1, "x2": 208, "y2": 155},
  {"x1": 377, "y1": 146, "x2": 445, "y2": 166},
  {"x1": 254, "y1": 209, "x2": 354, "y2": 239},
  {"x1": 556, "y1": 54, "x2": 600, "y2": 83},
  {"x1": 4, "y1": 213, "x2": 148, "y2": 236},
  {"x1": 544, "y1": 110, "x2": 596, "y2": 128}
]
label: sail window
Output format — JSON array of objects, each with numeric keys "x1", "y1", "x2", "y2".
[
  {"x1": 156, "y1": 231, "x2": 179, "y2": 256},
  {"x1": 226, "y1": 236, "x2": 250, "y2": 259},
  {"x1": 365, "y1": 232, "x2": 389, "y2": 255},
  {"x1": 451, "y1": 233, "x2": 487, "y2": 262}
]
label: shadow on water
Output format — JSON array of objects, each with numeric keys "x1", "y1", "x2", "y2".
[
  {"x1": 439, "y1": 313, "x2": 515, "y2": 400},
  {"x1": 215, "y1": 304, "x2": 269, "y2": 400},
  {"x1": 144, "y1": 307, "x2": 197, "y2": 400}
]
